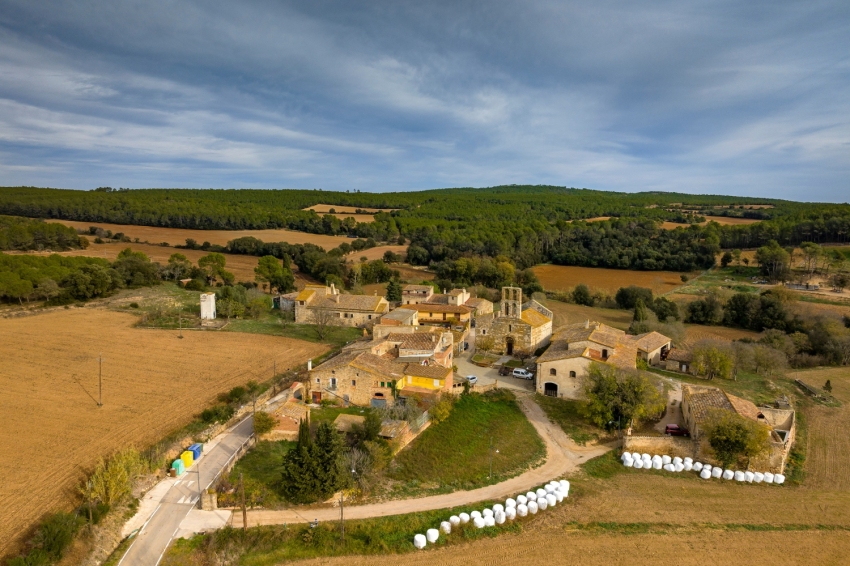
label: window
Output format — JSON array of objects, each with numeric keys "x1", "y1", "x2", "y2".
[
  {"x1": 316, "y1": 378, "x2": 320, "y2": 383},
  {"x1": 509, "y1": 325, "x2": 512, "y2": 332},
  {"x1": 433, "y1": 379, "x2": 440, "y2": 387},
  {"x1": 380, "y1": 381, "x2": 385, "y2": 387},
  {"x1": 368, "y1": 315, "x2": 372, "y2": 319},
  {"x1": 550, "y1": 368, "x2": 557, "y2": 376},
  {"x1": 352, "y1": 380, "x2": 356, "y2": 386},
  {"x1": 482, "y1": 329, "x2": 486, "y2": 335},
  {"x1": 569, "y1": 371, "x2": 576, "y2": 378}
]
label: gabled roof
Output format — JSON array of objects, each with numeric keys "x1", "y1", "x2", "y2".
[
  {"x1": 537, "y1": 342, "x2": 590, "y2": 363},
  {"x1": 630, "y1": 331, "x2": 671, "y2": 353},
  {"x1": 403, "y1": 284, "x2": 433, "y2": 292},
  {"x1": 410, "y1": 303, "x2": 472, "y2": 314},
  {"x1": 312, "y1": 294, "x2": 387, "y2": 312},
  {"x1": 683, "y1": 385, "x2": 762, "y2": 424},
  {"x1": 296, "y1": 288, "x2": 317, "y2": 302},
  {"x1": 559, "y1": 321, "x2": 625, "y2": 348},
  {"x1": 404, "y1": 363, "x2": 451, "y2": 379},
  {"x1": 666, "y1": 348, "x2": 693, "y2": 362},
  {"x1": 350, "y1": 352, "x2": 405, "y2": 378},
  {"x1": 521, "y1": 307, "x2": 551, "y2": 329},
  {"x1": 605, "y1": 341, "x2": 638, "y2": 370},
  {"x1": 382, "y1": 308, "x2": 417, "y2": 321},
  {"x1": 386, "y1": 332, "x2": 441, "y2": 351}
]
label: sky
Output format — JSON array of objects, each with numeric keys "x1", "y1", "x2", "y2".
[{"x1": 0, "y1": 0, "x2": 848, "y2": 201}]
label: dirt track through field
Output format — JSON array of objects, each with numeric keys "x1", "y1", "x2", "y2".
[
  {"x1": 234, "y1": 394, "x2": 610, "y2": 528},
  {"x1": 0, "y1": 309, "x2": 327, "y2": 553}
]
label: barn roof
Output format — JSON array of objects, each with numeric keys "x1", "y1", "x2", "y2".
[{"x1": 630, "y1": 331, "x2": 671, "y2": 353}]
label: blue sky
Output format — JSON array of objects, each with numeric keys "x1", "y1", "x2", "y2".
[{"x1": 0, "y1": 0, "x2": 848, "y2": 201}]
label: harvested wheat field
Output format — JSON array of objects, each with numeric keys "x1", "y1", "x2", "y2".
[
  {"x1": 544, "y1": 300, "x2": 633, "y2": 330},
  {"x1": 45, "y1": 219, "x2": 352, "y2": 249},
  {"x1": 798, "y1": 367, "x2": 850, "y2": 490},
  {"x1": 303, "y1": 204, "x2": 398, "y2": 223},
  {"x1": 683, "y1": 324, "x2": 762, "y2": 347},
  {"x1": 0, "y1": 309, "x2": 328, "y2": 552},
  {"x1": 348, "y1": 245, "x2": 408, "y2": 262},
  {"x1": 532, "y1": 265, "x2": 693, "y2": 295},
  {"x1": 661, "y1": 216, "x2": 762, "y2": 229},
  {"x1": 12, "y1": 243, "x2": 318, "y2": 287}
]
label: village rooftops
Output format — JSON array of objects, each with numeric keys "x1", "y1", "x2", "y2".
[
  {"x1": 404, "y1": 363, "x2": 452, "y2": 379},
  {"x1": 385, "y1": 331, "x2": 446, "y2": 351},
  {"x1": 629, "y1": 331, "x2": 672, "y2": 353},
  {"x1": 403, "y1": 284, "x2": 433, "y2": 292},
  {"x1": 382, "y1": 308, "x2": 418, "y2": 322},
  {"x1": 311, "y1": 293, "x2": 388, "y2": 312},
  {"x1": 683, "y1": 385, "x2": 762, "y2": 424},
  {"x1": 536, "y1": 342, "x2": 591, "y2": 363},
  {"x1": 559, "y1": 321, "x2": 625, "y2": 348},
  {"x1": 521, "y1": 307, "x2": 551, "y2": 328},
  {"x1": 409, "y1": 303, "x2": 472, "y2": 314}
]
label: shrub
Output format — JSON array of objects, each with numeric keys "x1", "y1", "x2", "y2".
[
  {"x1": 253, "y1": 411, "x2": 277, "y2": 435},
  {"x1": 201, "y1": 404, "x2": 235, "y2": 424}
]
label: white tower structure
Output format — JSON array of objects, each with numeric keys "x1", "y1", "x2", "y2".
[{"x1": 200, "y1": 293, "x2": 217, "y2": 320}]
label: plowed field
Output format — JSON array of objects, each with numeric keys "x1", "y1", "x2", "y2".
[
  {"x1": 798, "y1": 367, "x2": 850, "y2": 490},
  {"x1": 45, "y1": 219, "x2": 351, "y2": 249},
  {"x1": 0, "y1": 309, "x2": 327, "y2": 553},
  {"x1": 532, "y1": 265, "x2": 693, "y2": 294}
]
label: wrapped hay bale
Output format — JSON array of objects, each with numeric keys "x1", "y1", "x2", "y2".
[
  {"x1": 554, "y1": 490, "x2": 564, "y2": 502},
  {"x1": 700, "y1": 469, "x2": 712, "y2": 479},
  {"x1": 506, "y1": 498, "x2": 517, "y2": 508},
  {"x1": 621, "y1": 451, "x2": 632, "y2": 461},
  {"x1": 495, "y1": 512, "x2": 505, "y2": 525},
  {"x1": 711, "y1": 467, "x2": 723, "y2": 478},
  {"x1": 482, "y1": 509, "x2": 494, "y2": 518},
  {"x1": 693, "y1": 462, "x2": 703, "y2": 472},
  {"x1": 673, "y1": 457, "x2": 683, "y2": 465},
  {"x1": 413, "y1": 534, "x2": 427, "y2": 549},
  {"x1": 683, "y1": 461, "x2": 693, "y2": 472},
  {"x1": 774, "y1": 474, "x2": 785, "y2": 485},
  {"x1": 493, "y1": 504, "x2": 504, "y2": 514},
  {"x1": 440, "y1": 521, "x2": 451, "y2": 534},
  {"x1": 536, "y1": 488, "x2": 547, "y2": 499},
  {"x1": 662, "y1": 455, "x2": 672, "y2": 465},
  {"x1": 734, "y1": 471, "x2": 745, "y2": 482},
  {"x1": 537, "y1": 498, "x2": 548, "y2": 511},
  {"x1": 426, "y1": 529, "x2": 439, "y2": 543},
  {"x1": 623, "y1": 457, "x2": 634, "y2": 468},
  {"x1": 764, "y1": 472, "x2": 774, "y2": 484},
  {"x1": 559, "y1": 480, "x2": 570, "y2": 494},
  {"x1": 684, "y1": 457, "x2": 693, "y2": 465},
  {"x1": 633, "y1": 459, "x2": 644, "y2": 469},
  {"x1": 653, "y1": 459, "x2": 663, "y2": 470},
  {"x1": 470, "y1": 511, "x2": 482, "y2": 520},
  {"x1": 484, "y1": 516, "x2": 495, "y2": 527},
  {"x1": 753, "y1": 472, "x2": 764, "y2": 483},
  {"x1": 674, "y1": 462, "x2": 685, "y2": 473},
  {"x1": 528, "y1": 501, "x2": 539, "y2": 514},
  {"x1": 745, "y1": 471, "x2": 754, "y2": 483},
  {"x1": 663, "y1": 463, "x2": 675, "y2": 472},
  {"x1": 652, "y1": 455, "x2": 663, "y2": 464},
  {"x1": 546, "y1": 494, "x2": 557, "y2": 507},
  {"x1": 517, "y1": 504, "x2": 528, "y2": 517},
  {"x1": 526, "y1": 491, "x2": 537, "y2": 502},
  {"x1": 449, "y1": 515, "x2": 461, "y2": 526},
  {"x1": 473, "y1": 517, "x2": 486, "y2": 529},
  {"x1": 641, "y1": 453, "x2": 651, "y2": 460},
  {"x1": 506, "y1": 507, "x2": 517, "y2": 520},
  {"x1": 459, "y1": 513, "x2": 470, "y2": 524},
  {"x1": 722, "y1": 469, "x2": 734, "y2": 480},
  {"x1": 517, "y1": 494, "x2": 528, "y2": 505}
]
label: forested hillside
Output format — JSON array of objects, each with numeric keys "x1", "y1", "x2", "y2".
[
  {"x1": 0, "y1": 215, "x2": 88, "y2": 251},
  {"x1": 1, "y1": 186, "x2": 849, "y2": 272}
]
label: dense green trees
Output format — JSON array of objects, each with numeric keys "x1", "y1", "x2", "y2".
[
  {"x1": 254, "y1": 255, "x2": 295, "y2": 293},
  {"x1": 0, "y1": 215, "x2": 86, "y2": 251},
  {"x1": 279, "y1": 418, "x2": 346, "y2": 504},
  {"x1": 702, "y1": 409, "x2": 771, "y2": 468},
  {"x1": 583, "y1": 364, "x2": 665, "y2": 429}
]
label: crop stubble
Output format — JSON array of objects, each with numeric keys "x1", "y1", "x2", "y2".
[
  {"x1": 0, "y1": 309, "x2": 327, "y2": 552},
  {"x1": 532, "y1": 265, "x2": 693, "y2": 294}
]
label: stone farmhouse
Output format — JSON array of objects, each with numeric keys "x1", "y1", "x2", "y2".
[
  {"x1": 294, "y1": 283, "x2": 389, "y2": 327},
  {"x1": 535, "y1": 321, "x2": 671, "y2": 399},
  {"x1": 307, "y1": 325, "x2": 454, "y2": 407},
  {"x1": 665, "y1": 348, "x2": 694, "y2": 374},
  {"x1": 682, "y1": 384, "x2": 796, "y2": 473},
  {"x1": 475, "y1": 287, "x2": 553, "y2": 356},
  {"x1": 401, "y1": 285, "x2": 493, "y2": 317}
]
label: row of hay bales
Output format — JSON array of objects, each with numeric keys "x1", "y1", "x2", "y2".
[
  {"x1": 413, "y1": 478, "x2": 570, "y2": 549},
  {"x1": 171, "y1": 443, "x2": 203, "y2": 477},
  {"x1": 621, "y1": 452, "x2": 786, "y2": 484}
]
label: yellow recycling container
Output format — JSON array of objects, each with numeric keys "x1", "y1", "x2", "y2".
[{"x1": 180, "y1": 450, "x2": 194, "y2": 468}]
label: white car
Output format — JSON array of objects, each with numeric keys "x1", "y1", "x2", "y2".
[
  {"x1": 466, "y1": 375, "x2": 479, "y2": 384},
  {"x1": 512, "y1": 368, "x2": 534, "y2": 380}
]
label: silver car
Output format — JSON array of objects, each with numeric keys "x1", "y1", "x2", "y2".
[{"x1": 512, "y1": 368, "x2": 533, "y2": 380}]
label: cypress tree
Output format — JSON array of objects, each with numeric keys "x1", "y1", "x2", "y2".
[{"x1": 633, "y1": 298, "x2": 649, "y2": 323}]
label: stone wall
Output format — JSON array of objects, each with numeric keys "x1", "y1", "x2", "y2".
[{"x1": 623, "y1": 435, "x2": 698, "y2": 459}]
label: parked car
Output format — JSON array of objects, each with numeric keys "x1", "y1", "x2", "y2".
[
  {"x1": 466, "y1": 375, "x2": 479, "y2": 384},
  {"x1": 665, "y1": 424, "x2": 690, "y2": 437},
  {"x1": 512, "y1": 368, "x2": 533, "y2": 380},
  {"x1": 498, "y1": 366, "x2": 512, "y2": 376}
]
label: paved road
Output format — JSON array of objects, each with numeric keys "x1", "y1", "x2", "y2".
[
  {"x1": 235, "y1": 394, "x2": 611, "y2": 528},
  {"x1": 118, "y1": 416, "x2": 254, "y2": 566}
]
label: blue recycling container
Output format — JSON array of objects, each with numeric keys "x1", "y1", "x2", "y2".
[{"x1": 189, "y1": 443, "x2": 202, "y2": 460}]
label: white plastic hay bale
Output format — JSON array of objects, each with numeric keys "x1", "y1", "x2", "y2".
[
  {"x1": 440, "y1": 521, "x2": 452, "y2": 534},
  {"x1": 683, "y1": 461, "x2": 693, "y2": 472},
  {"x1": 506, "y1": 507, "x2": 516, "y2": 520},
  {"x1": 774, "y1": 474, "x2": 785, "y2": 485},
  {"x1": 483, "y1": 508, "x2": 494, "y2": 518},
  {"x1": 711, "y1": 467, "x2": 723, "y2": 478},
  {"x1": 700, "y1": 469, "x2": 712, "y2": 479},
  {"x1": 473, "y1": 517, "x2": 486, "y2": 529},
  {"x1": 674, "y1": 462, "x2": 685, "y2": 473},
  {"x1": 484, "y1": 515, "x2": 496, "y2": 527},
  {"x1": 528, "y1": 501, "x2": 539, "y2": 514},
  {"x1": 495, "y1": 512, "x2": 505, "y2": 525},
  {"x1": 537, "y1": 498, "x2": 548, "y2": 511},
  {"x1": 653, "y1": 455, "x2": 663, "y2": 464},
  {"x1": 517, "y1": 504, "x2": 528, "y2": 517},
  {"x1": 545, "y1": 483, "x2": 556, "y2": 493},
  {"x1": 517, "y1": 494, "x2": 528, "y2": 505},
  {"x1": 546, "y1": 494, "x2": 557, "y2": 507},
  {"x1": 641, "y1": 453, "x2": 651, "y2": 460},
  {"x1": 536, "y1": 488, "x2": 547, "y2": 499},
  {"x1": 505, "y1": 498, "x2": 517, "y2": 508},
  {"x1": 449, "y1": 515, "x2": 461, "y2": 526},
  {"x1": 753, "y1": 472, "x2": 764, "y2": 483},
  {"x1": 559, "y1": 480, "x2": 570, "y2": 494},
  {"x1": 734, "y1": 471, "x2": 746, "y2": 482},
  {"x1": 623, "y1": 458, "x2": 634, "y2": 468},
  {"x1": 745, "y1": 471, "x2": 755, "y2": 483},
  {"x1": 459, "y1": 512, "x2": 470, "y2": 524},
  {"x1": 684, "y1": 457, "x2": 693, "y2": 465},
  {"x1": 470, "y1": 511, "x2": 482, "y2": 520},
  {"x1": 663, "y1": 463, "x2": 674, "y2": 472},
  {"x1": 554, "y1": 490, "x2": 564, "y2": 503},
  {"x1": 673, "y1": 457, "x2": 683, "y2": 465},
  {"x1": 633, "y1": 459, "x2": 644, "y2": 469},
  {"x1": 426, "y1": 528, "x2": 439, "y2": 543},
  {"x1": 493, "y1": 504, "x2": 504, "y2": 514},
  {"x1": 662, "y1": 455, "x2": 672, "y2": 465},
  {"x1": 703, "y1": 464, "x2": 712, "y2": 472},
  {"x1": 653, "y1": 460, "x2": 663, "y2": 470},
  {"x1": 526, "y1": 491, "x2": 537, "y2": 502},
  {"x1": 693, "y1": 462, "x2": 703, "y2": 472},
  {"x1": 413, "y1": 534, "x2": 427, "y2": 549},
  {"x1": 764, "y1": 472, "x2": 774, "y2": 484},
  {"x1": 621, "y1": 451, "x2": 632, "y2": 461},
  {"x1": 722, "y1": 469, "x2": 734, "y2": 480}
]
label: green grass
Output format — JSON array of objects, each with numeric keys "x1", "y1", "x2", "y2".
[
  {"x1": 581, "y1": 450, "x2": 624, "y2": 479},
  {"x1": 163, "y1": 503, "x2": 525, "y2": 566},
  {"x1": 504, "y1": 359, "x2": 523, "y2": 368},
  {"x1": 471, "y1": 353, "x2": 499, "y2": 365},
  {"x1": 389, "y1": 390, "x2": 545, "y2": 491},
  {"x1": 225, "y1": 314, "x2": 362, "y2": 347},
  {"x1": 220, "y1": 440, "x2": 295, "y2": 508},
  {"x1": 535, "y1": 394, "x2": 609, "y2": 445},
  {"x1": 648, "y1": 367, "x2": 794, "y2": 407},
  {"x1": 309, "y1": 405, "x2": 371, "y2": 426}
]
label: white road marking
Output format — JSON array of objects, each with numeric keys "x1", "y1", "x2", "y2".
[
  {"x1": 185, "y1": 481, "x2": 194, "y2": 487},
  {"x1": 139, "y1": 503, "x2": 163, "y2": 535},
  {"x1": 177, "y1": 496, "x2": 186, "y2": 504}
]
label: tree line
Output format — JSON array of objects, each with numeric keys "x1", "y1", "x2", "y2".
[{"x1": 0, "y1": 215, "x2": 87, "y2": 251}]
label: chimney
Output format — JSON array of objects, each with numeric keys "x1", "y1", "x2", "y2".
[
  {"x1": 334, "y1": 294, "x2": 340, "y2": 303},
  {"x1": 307, "y1": 359, "x2": 312, "y2": 371},
  {"x1": 585, "y1": 319, "x2": 590, "y2": 329}
]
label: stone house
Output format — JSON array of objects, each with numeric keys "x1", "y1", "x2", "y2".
[
  {"x1": 409, "y1": 303, "x2": 472, "y2": 325},
  {"x1": 535, "y1": 320, "x2": 670, "y2": 400},
  {"x1": 665, "y1": 348, "x2": 694, "y2": 374},
  {"x1": 380, "y1": 307, "x2": 419, "y2": 327},
  {"x1": 401, "y1": 284, "x2": 493, "y2": 321},
  {"x1": 402, "y1": 284, "x2": 435, "y2": 304},
  {"x1": 681, "y1": 384, "x2": 796, "y2": 473},
  {"x1": 632, "y1": 332, "x2": 672, "y2": 365},
  {"x1": 476, "y1": 287, "x2": 552, "y2": 356},
  {"x1": 294, "y1": 283, "x2": 389, "y2": 327}
]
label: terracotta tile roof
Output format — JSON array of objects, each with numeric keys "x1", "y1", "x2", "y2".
[
  {"x1": 312, "y1": 350, "x2": 364, "y2": 371},
  {"x1": 448, "y1": 289, "x2": 466, "y2": 296},
  {"x1": 350, "y1": 352, "x2": 405, "y2": 378},
  {"x1": 423, "y1": 294, "x2": 451, "y2": 304},
  {"x1": 464, "y1": 297, "x2": 491, "y2": 308},
  {"x1": 313, "y1": 294, "x2": 388, "y2": 312},
  {"x1": 605, "y1": 342, "x2": 637, "y2": 370},
  {"x1": 404, "y1": 363, "x2": 451, "y2": 379},
  {"x1": 521, "y1": 307, "x2": 551, "y2": 329},
  {"x1": 537, "y1": 341, "x2": 588, "y2": 363},
  {"x1": 382, "y1": 308, "x2": 417, "y2": 321},
  {"x1": 410, "y1": 303, "x2": 472, "y2": 314},
  {"x1": 666, "y1": 348, "x2": 693, "y2": 362},
  {"x1": 387, "y1": 332, "x2": 440, "y2": 351},
  {"x1": 403, "y1": 284, "x2": 433, "y2": 292},
  {"x1": 683, "y1": 385, "x2": 762, "y2": 424},
  {"x1": 559, "y1": 321, "x2": 625, "y2": 348},
  {"x1": 630, "y1": 331, "x2": 671, "y2": 353},
  {"x1": 726, "y1": 393, "x2": 762, "y2": 421}
]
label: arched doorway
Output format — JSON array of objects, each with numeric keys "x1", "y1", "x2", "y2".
[
  {"x1": 544, "y1": 382, "x2": 558, "y2": 397},
  {"x1": 506, "y1": 337, "x2": 514, "y2": 355}
]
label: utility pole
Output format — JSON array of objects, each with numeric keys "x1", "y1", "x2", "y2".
[
  {"x1": 178, "y1": 312, "x2": 183, "y2": 339},
  {"x1": 240, "y1": 473, "x2": 247, "y2": 533},
  {"x1": 339, "y1": 490, "x2": 344, "y2": 545},
  {"x1": 97, "y1": 353, "x2": 103, "y2": 407}
]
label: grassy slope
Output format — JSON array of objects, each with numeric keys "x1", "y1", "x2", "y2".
[{"x1": 534, "y1": 394, "x2": 610, "y2": 446}]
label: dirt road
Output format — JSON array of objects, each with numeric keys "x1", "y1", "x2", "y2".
[{"x1": 234, "y1": 394, "x2": 610, "y2": 528}]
